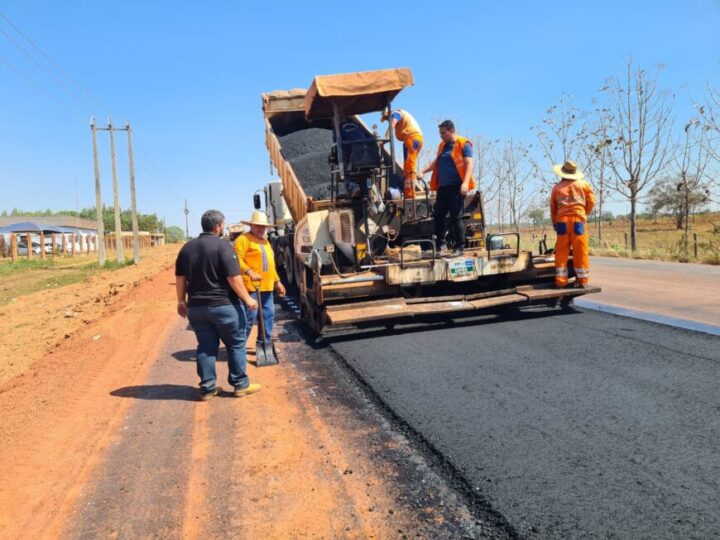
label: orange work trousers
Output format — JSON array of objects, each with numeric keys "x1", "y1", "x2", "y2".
[
  {"x1": 402, "y1": 135, "x2": 423, "y2": 198},
  {"x1": 554, "y1": 216, "x2": 590, "y2": 287}
]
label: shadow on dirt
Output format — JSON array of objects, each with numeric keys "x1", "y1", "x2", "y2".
[
  {"x1": 111, "y1": 384, "x2": 198, "y2": 401},
  {"x1": 171, "y1": 348, "x2": 228, "y2": 362}
]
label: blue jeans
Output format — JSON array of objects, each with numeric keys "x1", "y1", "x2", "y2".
[
  {"x1": 245, "y1": 291, "x2": 275, "y2": 345},
  {"x1": 188, "y1": 303, "x2": 249, "y2": 394}
]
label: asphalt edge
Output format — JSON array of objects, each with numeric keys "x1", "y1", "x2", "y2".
[
  {"x1": 276, "y1": 294, "x2": 519, "y2": 538},
  {"x1": 574, "y1": 299, "x2": 720, "y2": 337}
]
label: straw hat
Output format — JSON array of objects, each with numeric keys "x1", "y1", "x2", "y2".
[
  {"x1": 241, "y1": 210, "x2": 272, "y2": 227},
  {"x1": 552, "y1": 160, "x2": 585, "y2": 181}
]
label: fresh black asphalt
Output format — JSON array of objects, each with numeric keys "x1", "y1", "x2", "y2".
[{"x1": 328, "y1": 307, "x2": 720, "y2": 538}]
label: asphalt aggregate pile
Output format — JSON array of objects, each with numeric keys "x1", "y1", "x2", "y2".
[
  {"x1": 279, "y1": 128, "x2": 333, "y2": 200},
  {"x1": 330, "y1": 308, "x2": 720, "y2": 538}
]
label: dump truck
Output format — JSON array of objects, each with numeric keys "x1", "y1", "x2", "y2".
[{"x1": 258, "y1": 67, "x2": 600, "y2": 334}]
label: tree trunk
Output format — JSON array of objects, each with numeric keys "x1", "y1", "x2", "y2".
[
  {"x1": 683, "y1": 187, "x2": 690, "y2": 256},
  {"x1": 630, "y1": 196, "x2": 638, "y2": 251}
]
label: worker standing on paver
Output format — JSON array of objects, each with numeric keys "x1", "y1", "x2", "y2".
[
  {"x1": 233, "y1": 211, "x2": 286, "y2": 349},
  {"x1": 383, "y1": 108, "x2": 424, "y2": 198},
  {"x1": 420, "y1": 120, "x2": 474, "y2": 256},
  {"x1": 550, "y1": 161, "x2": 595, "y2": 288},
  {"x1": 175, "y1": 209, "x2": 260, "y2": 401}
]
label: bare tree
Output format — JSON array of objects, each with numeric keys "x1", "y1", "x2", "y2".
[
  {"x1": 495, "y1": 139, "x2": 538, "y2": 233},
  {"x1": 530, "y1": 93, "x2": 591, "y2": 190},
  {"x1": 698, "y1": 83, "x2": 720, "y2": 203},
  {"x1": 603, "y1": 61, "x2": 674, "y2": 251},
  {"x1": 473, "y1": 136, "x2": 501, "y2": 227},
  {"x1": 700, "y1": 83, "x2": 720, "y2": 158},
  {"x1": 580, "y1": 105, "x2": 613, "y2": 242},
  {"x1": 674, "y1": 118, "x2": 715, "y2": 253}
]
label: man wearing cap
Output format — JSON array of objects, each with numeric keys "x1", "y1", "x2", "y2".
[
  {"x1": 550, "y1": 161, "x2": 596, "y2": 288},
  {"x1": 233, "y1": 211, "x2": 286, "y2": 350},
  {"x1": 420, "y1": 120, "x2": 474, "y2": 256},
  {"x1": 175, "y1": 209, "x2": 260, "y2": 401},
  {"x1": 382, "y1": 108, "x2": 424, "y2": 198}
]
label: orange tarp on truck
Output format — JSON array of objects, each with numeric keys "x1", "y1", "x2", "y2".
[{"x1": 304, "y1": 67, "x2": 414, "y2": 119}]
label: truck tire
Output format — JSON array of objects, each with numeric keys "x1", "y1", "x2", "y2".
[{"x1": 282, "y1": 247, "x2": 295, "y2": 286}]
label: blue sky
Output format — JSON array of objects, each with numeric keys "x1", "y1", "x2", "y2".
[{"x1": 1, "y1": 1, "x2": 719, "y2": 234}]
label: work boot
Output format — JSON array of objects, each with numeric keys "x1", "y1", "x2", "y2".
[
  {"x1": 234, "y1": 383, "x2": 262, "y2": 398},
  {"x1": 450, "y1": 247, "x2": 464, "y2": 257},
  {"x1": 199, "y1": 386, "x2": 221, "y2": 402}
]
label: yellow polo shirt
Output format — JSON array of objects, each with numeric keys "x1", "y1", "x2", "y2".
[{"x1": 233, "y1": 232, "x2": 280, "y2": 292}]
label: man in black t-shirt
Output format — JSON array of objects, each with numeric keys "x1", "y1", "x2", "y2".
[{"x1": 175, "y1": 210, "x2": 261, "y2": 401}]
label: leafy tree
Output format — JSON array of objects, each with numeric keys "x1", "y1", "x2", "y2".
[
  {"x1": 647, "y1": 178, "x2": 708, "y2": 230},
  {"x1": 165, "y1": 226, "x2": 185, "y2": 243},
  {"x1": 527, "y1": 208, "x2": 546, "y2": 228}
]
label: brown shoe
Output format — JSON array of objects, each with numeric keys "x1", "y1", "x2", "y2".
[
  {"x1": 199, "y1": 386, "x2": 222, "y2": 402},
  {"x1": 233, "y1": 383, "x2": 262, "y2": 398}
]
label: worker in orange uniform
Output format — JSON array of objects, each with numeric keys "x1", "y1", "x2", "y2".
[
  {"x1": 382, "y1": 108, "x2": 423, "y2": 198},
  {"x1": 233, "y1": 211, "x2": 286, "y2": 348},
  {"x1": 550, "y1": 161, "x2": 596, "y2": 288}
]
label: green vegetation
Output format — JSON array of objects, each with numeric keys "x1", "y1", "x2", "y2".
[
  {"x1": 0, "y1": 256, "x2": 135, "y2": 305},
  {"x1": 164, "y1": 225, "x2": 185, "y2": 243},
  {"x1": 1, "y1": 206, "x2": 167, "y2": 233}
]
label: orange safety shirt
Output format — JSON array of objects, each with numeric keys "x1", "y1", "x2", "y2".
[
  {"x1": 233, "y1": 232, "x2": 280, "y2": 292},
  {"x1": 550, "y1": 179, "x2": 596, "y2": 223},
  {"x1": 393, "y1": 109, "x2": 423, "y2": 142},
  {"x1": 430, "y1": 135, "x2": 475, "y2": 191}
]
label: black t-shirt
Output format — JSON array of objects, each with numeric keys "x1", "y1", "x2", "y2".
[{"x1": 175, "y1": 233, "x2": 241, "y2": 306}]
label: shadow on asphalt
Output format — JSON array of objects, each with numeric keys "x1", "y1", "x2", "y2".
[
  {"x1": 307, "y1": 305, "x2": 580, "y2": 348},
  {"x1": 111, "y1": 384, "x2": 198, "y2": 401},
  {"x1": 171, "y1": 348, "x2": 227, "y2": 362}
]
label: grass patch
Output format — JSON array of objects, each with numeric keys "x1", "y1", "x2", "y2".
[
  {"x1": 0, "y1": 258, "x2": 57, "y2": 275},
  {"x1": 0, "y1": 256, "x2": 136, "y2": 305}
]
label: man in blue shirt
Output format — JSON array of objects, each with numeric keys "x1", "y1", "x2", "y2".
[{"x1": 420, "y1": 120, "x2": 474, "y2": 256}]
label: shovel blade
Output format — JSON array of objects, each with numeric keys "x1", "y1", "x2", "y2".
[{"x1": 255, "y1": 341, "x2": 279, "y2": 367}]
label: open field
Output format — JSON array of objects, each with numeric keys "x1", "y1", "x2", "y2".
[{"x1": 510, "y1": 212, "x2": 720, "y2": 264}]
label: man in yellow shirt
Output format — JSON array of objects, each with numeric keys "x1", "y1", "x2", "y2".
[{"x1": 233, "y1": 211, "x2": 286, "y2": 348}]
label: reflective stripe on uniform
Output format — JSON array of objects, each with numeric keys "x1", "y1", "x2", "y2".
[
  {"x1": 575, "y1": 268, "x2": 590, "y2": 278},
  {"x1": 555, "y1": 266, "x2": 568, "y2": 277},
  {"x1": 260, "y1": 243, "x2": 268, "y2": 272}
]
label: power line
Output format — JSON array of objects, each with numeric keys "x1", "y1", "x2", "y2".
[
  {"x1": 1, "y1": 9, "x2": 182, "y2": 207},
  {"x1": 0, "y1": 54, "x2": 85, "y2": 121},
  {"x1": 0, "y1": 9, "x2": 109, "y2": 112},
  {"x1": 0, "y1": 24, "x2": 87, "y2": 109}
]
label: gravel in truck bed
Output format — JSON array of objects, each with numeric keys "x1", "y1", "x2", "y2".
[{"x1": 278, "y1": 128, "x2": 334, "y2": 200}]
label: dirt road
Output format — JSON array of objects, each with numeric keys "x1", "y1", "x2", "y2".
[{"x1": 0, "y1": 249, "x2": 502, "y2": 538}]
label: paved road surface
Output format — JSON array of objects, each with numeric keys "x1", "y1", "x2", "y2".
[
  {"x1": 330, "y1": 307, "x2": 720, "y2": 538},
  {"x1": 584, "y1": 257, "x2": 720, "y2": 332}
]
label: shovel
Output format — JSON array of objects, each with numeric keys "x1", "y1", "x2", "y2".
[{"x1": 253, "y1": 283, "x2": 279, "y2": 367}]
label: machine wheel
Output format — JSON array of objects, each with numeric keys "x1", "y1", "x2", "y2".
[
  {"x1": 300, "y1": 296, "x2": 325, "y2": 335},
  {"x1": 282, "y1": 247, "x2": 295, "y2": 286}
]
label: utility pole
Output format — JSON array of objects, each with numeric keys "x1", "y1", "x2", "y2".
[
  {"x1": 90, "y1": 117, "x2": 106, "y2": 266},
  {"x1": 184, "y1": 199, "x2": 189, "y2": 239},
  {"x1": 108, "y1": 117, "x2": 124, "y2": 264},
  {"x1": 126, "y1": 122, "x2": 141, "y2": 263}
]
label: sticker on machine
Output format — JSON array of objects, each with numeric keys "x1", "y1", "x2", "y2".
[{"x1": 448, "y1": 258, "x2": 476, "y2": 278}]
